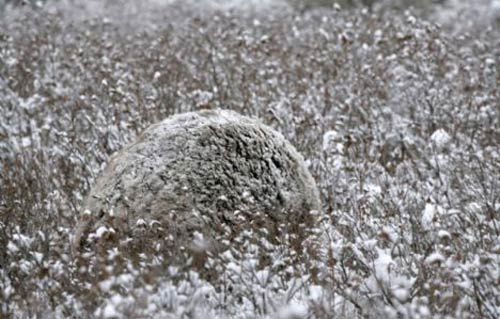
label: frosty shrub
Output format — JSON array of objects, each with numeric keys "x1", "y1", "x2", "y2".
[{"x1": 73, "y1": 109, "x2": 320, "y2": 269}]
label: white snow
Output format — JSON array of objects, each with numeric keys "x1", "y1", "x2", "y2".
[
  {"x1": 12, "y1": 233, "x2": 33, "y2": 247},
  {"x1": 322, "y1": 130, "x2": 338, "y2": 151},
  {"x1": 373, "y1": 248, "x2": 395, "y2": 284},
  {"x1": 31, "y1": 252, "x2": 44, "y2": 263},
  {"x1": 256, "y1": 269, "x2": 270, "y2": 287},
  {"x1": 421, "y1": 203, "x2": 443, "y2": 230},
  {"x1": 393, "y1": 287, "x2": 409, "y2": 302},
  {"x1": 102, "y1": 303, "x2": 120, "y2": 319},
  {"x1": 363, "y1": 184, "x2": 382, "y2": 197},
  {"x1": 91, "y1": 226, "x2": 115, "y2": 239},
  {"x1": 191, "y1": 231, "x2": 210, "y2": 252},
  {"x1": 5, "y1": 57, "x2": 18, "y2": 67},
  {"x1": 99, "y1": 279, "x2": 113, "y2": 292},
  {"x1": 430, "y1": 129, "x2": 451, "y2": 149},
  {"x1": 135, "y1": 218, "x2": 147, "y2": 227},
  {"x1": 7, "y1": 241, "x2": 19, "y2": 254},
  {"x1": 425, "y1": 253, "x2": 445, "y2": 265},
  {"x1": 374, "y1": 29, "x2": 383, "y2": 42},
  {"x1": 485, "y1": 58, "x2": 495, "y2": 67},
  {"x1": 437, "y1": 230, "x2": 451, "y2": 240},
  {"x1": 322, "y1": 130, "x2": 344, "y2": 154},
  {"x1": 21, "y1": 137, "x2": 31, "y2": 147},
  {"x1": 277, "y1": 302, "x2": 308, "y2": 319}
]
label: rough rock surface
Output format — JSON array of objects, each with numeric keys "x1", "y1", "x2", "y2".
[{"x1": 73, "y1": 109, "x2": 320, "y2": 258}]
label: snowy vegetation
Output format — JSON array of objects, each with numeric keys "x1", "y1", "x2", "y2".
[{"x1": 0, "y1": 0, "x2": 499, "y2": 318}]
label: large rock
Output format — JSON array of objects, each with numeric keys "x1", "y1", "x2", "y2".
[{"x1": 73, "y1": 109, "x2": 320, "y2": 262}]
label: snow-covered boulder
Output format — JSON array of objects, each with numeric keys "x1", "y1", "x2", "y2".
[{"x1": 73, "y1": 109, "x2": 320, "y2": 260}]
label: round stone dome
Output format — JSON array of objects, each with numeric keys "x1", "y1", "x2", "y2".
[{"x1": 73, "y1": 109, "x2": 320, "y2": 260}]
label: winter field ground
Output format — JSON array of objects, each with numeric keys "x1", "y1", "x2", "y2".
[{"x1": 0, "y1": 0, "x2": 499, "y2": 318}]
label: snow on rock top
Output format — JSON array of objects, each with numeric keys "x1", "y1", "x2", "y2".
[{"x1": 73, "y1": 109, "x2": 320, "y2": 264}]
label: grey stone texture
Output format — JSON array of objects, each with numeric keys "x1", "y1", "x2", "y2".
[{"x1": 73, "y1": 109, "x2": 320, "y2": 257}]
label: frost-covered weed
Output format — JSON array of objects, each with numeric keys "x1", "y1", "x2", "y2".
[{"x1": 0, "y1": 0, "x2": 499, "y2": 318}]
